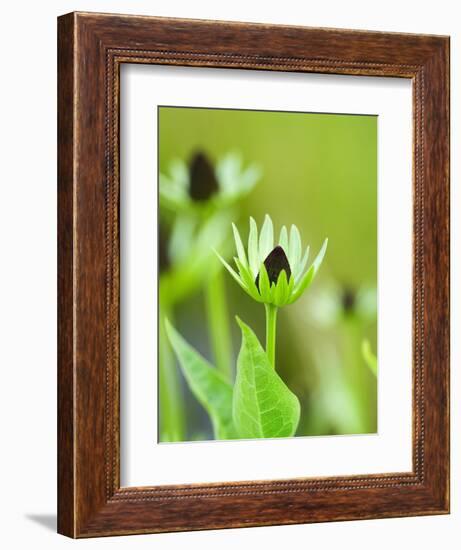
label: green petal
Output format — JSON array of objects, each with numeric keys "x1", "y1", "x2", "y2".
[
  {"x1": 241, "y1": 165, "x2": 262, "y2": 194},
  {"x1": 248, "y1": 217, "x2": 259, "y2": 276},
  {"x1": 288, "y1": 266, "x2": 314, "y2": 304},
  {"x1": 214, "y1": 249, "x2": 248, "y2": 292},
  {"x1": 274, "y1": 270, "x2": 289, "y2": 307},
  {"x1": 235, "y1": 258, "x2": 263, "y2": 302},
  {"x1": 295, "y1": 246, "x2": 310, "y2": 283},
  {"x1": 232, "y1": 223, "x2": 248, "y2": 268},
  {"x1": 289, "y1": 225, "x2": 302, "y2": 270},
  {"x1": 279, "y1": 225, "x2": 289, "y2": 255},
  {"x1": 312, "y1": 238, "x2": 328, "y2": 274},
  {"x1": 289, "y1": 238, "x2": 328, "y2": 304},
  {"x1": 159, "y1": 174, "x2": 189, "y2": 211},
  {"x1": 259, "y1": 214, "x2": 274, "y2": 262},
  {"x1": 169, "y1": 159, "x2": 189, "y2": 188}
]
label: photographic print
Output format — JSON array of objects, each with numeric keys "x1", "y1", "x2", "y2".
[
  {"x1": 58, "y1": 13, "x2": 449, "y2": 535},
  {"x1": 158, "y1": 106, "x2": 377, "y2": 443}
]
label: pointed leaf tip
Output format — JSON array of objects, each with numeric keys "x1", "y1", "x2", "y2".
[{"x1": 235, "y1": 315, "x2": 243, "y2": 329}]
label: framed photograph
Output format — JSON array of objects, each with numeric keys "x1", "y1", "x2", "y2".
[{"x1": 57, "y1": 12, "x2": 450, "y2": 537}]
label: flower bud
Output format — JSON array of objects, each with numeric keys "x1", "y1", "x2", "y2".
[{"x1": 256, "y1": 246, "x2": 291, "y2": 289}]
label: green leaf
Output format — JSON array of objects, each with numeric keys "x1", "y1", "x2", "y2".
[
  {"x1": 233, "y1": 318, "x2": 300, "y2": 438},
  {"x1": 165, "y1": 320, "x2": 237, "y2": 440}
]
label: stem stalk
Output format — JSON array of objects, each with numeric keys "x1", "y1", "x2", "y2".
[
  {"x1": 205, "y1": 269, "x2": 233, "y2": 381},
  {"x1": 265, "y1": 303, "x2": 278, "y2": 368}
]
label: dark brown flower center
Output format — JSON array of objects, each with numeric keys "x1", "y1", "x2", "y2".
[
  {"x1": 188, "y1": 152, "x2": 219, "y2": 201},
  {"x1": 158, "y1": 224, "x2": 170, "y2": 274},
  {"x1": 255, "y1": 246, "x2": 292, "y2": 289},
  {"x1": 341, "y1": 287, "x2": 356, "y2": 313}
]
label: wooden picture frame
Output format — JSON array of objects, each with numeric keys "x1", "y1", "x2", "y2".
[{"x1": 57, "y1": 11, "x2": 450, "y2": 538}]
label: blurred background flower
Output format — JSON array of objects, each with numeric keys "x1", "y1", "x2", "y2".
[
  {"x1": 158, "y1": 106, "x2": 377, "y2": 442},
  {"x1": 158, "y1": 148, "x2": 261, "y2": 441},
  {"x1": 160, "y1": 151, "x2": 260, "y2": 215}
]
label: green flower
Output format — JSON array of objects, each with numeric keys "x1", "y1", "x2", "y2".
[
  {"x1": 160, "y1": 212, "x2": 232, "y2": 305},
  {"x1": 160, "y1": 151, "x2": 261, "y2": 213},
  {"x1": 216, "y1": 215, "x2": 328, "y2": 307},
  {"x1": 308, "y1": 284, "x2": 377, "y2": 328}
]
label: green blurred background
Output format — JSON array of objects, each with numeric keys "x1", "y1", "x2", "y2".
[{"x1": 159, "y1": 106, "x2": 377, "y2": 441}]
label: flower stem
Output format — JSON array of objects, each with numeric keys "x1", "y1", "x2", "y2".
[
  {"x1": 265, "y1": 303, "x2": 278, "y2": 368},
  {"x1": 205, "y1": 268, "x2": 233, "y2": 381},
  {"x1": 342, "y1": 315, "x2": 376, "y2": 433},
  {"x1": 158, "y1": 300, "x2": 185, "y2": 442}
]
